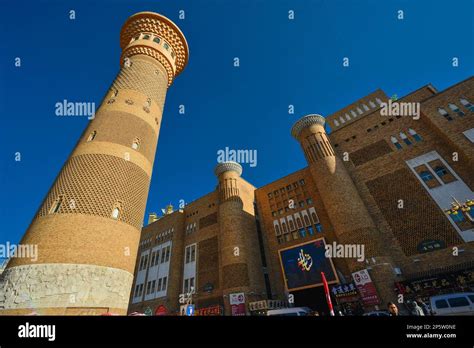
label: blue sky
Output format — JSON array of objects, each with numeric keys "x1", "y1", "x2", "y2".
[{"x1": 1, "y1": 0, "x2": 473, "y2": 246}]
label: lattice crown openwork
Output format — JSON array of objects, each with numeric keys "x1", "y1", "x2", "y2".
[
  {"x1": 291, "y1": 114, "x2": 326, "y2": 139},
  {"x1": 120, "y1": 12, "x2": 189, "y2": 77},
  {"x1": 215, "y1": 161, "x2": 243, "y2": 177}
]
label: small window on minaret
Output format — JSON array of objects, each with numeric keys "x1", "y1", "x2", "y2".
[
  {"x1": 391, "y1": 136, "x2": 402, "y2": 150},
  {"x1": 399, "y1": 132, "x2": 412, "y2": 146},
  {"x1": 163, "y1": 43, "x2": 170, "y2": 50},
  {"x1": 153, "y1": 37, "x2": 161, "y2": 44},
  {"x1": 112, "y1": 207, "x2": 120, "y2": 220},
  {"x1": 142, "y1": 34, "x2": 151, "y2": 40},
  {"x1": 49, "y1": 196, "x2": 63, "y2": 214},
  {"x1": 460, "y1": 98, "x2": 474, "y2": 111},
  {"x1": 87, "y1": 131, "x2": 97, "y2": 142},
  {"x1": 408, "y1": 128, "x2": 422, "y2": 142},
  {"x1": 132, "y1": 138, "x2": 140, "y2": 150}
]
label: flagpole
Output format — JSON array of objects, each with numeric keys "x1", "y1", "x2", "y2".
[{"x1": 321, "y1": 271, "x2": 335, "y2": 316}]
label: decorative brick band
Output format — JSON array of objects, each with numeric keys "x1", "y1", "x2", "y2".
[
  {"x1": 121, "y1": 46, "x2": 175, "y2": 86},
  {"x1": 214, "y1": 161, "x2": 243, "y2": 177},
  {"x1": 291, "y1": 114, "x2": 326, "y2": 139},
  {"x1": 0, "y1": 264, "x2": 133, "y2": 311}
]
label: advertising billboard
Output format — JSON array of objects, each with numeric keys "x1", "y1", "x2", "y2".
[{"x1": 278, "y1": 238, "x2": 338, "y2": 291}]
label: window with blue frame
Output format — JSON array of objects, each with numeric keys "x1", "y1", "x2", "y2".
[
  {"x1": 298, "y1": 228, "x2": 306, "y2": 238},
  {"x1": 419, "y1": 170, "x2": 434, "y2": 183},
  {"x1": 433, "y1": 166, "x2": 449, "y2": 179},
  {"x1": 450, "y1": 212, "x2": 465, "y2": 223},
  {"x1": 315, "y1": 223, "x2": 322, "y2": 232},
  {"x1": 307, "y1": 226, "x2": 314, "y2": 235},
  {"x1": 467, "y1": 209, "x2": 474, "y2": 220}
]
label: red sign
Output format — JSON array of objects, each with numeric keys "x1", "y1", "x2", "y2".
[
  {"x1": 155, "y1": 305, "x2": 168, "y2": 316},
  {"x1": 352, "y1": 269, "x2": 380, "y2": 306},
  {"x1": 231, "y1": 303, "x2": 246, "y2": 316},
  {"x1": 195, "y1": 305, "x2": 223, "y2": 316},
  {"x1": 230, "y1": 292, "x2": 246, "y2": 316}
]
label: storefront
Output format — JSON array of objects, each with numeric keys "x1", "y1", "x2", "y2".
[
  {"x1": 395, "y1": 266, "x2": 474, "y2": 310},
  {"x1": 331, "y1": 283, "x2": 364, "y2": 316},
  {"x1": 248, "y1": 300, "x2": 289, "y2": 316}
]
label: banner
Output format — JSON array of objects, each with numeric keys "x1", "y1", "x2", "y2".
[
  {"x1": 351, "y1": 269, "x2": 380, "y2": 306},
  {"x1": 230, "y1": 292, "x2": 246, "y2": 316}
]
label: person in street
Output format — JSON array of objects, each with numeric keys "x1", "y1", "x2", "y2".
[
  {"x1": 416, "y1": 298, "x2": 430, "y2": 316},
  {"x1": 409, "y1": 300, "x2": 425, "y2": 316},
  {"x1": 387, "y1": 302, "x2": 399, "y2": 316}
]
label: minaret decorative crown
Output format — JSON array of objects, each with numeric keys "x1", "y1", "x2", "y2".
[
  {"x1": 214, "y1": 161, "x2": 243, "y2": 177},
  {"x1": 120, "y1": 12, "x2": 189, "y2": 85},
  {"x1": 291, "y1": 114, "x2": 326, "y2": 139}
]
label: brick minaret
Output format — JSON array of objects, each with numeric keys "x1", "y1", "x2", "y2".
[
  {"x1": 215, "y1": 162, "x2": 265, "y2": 315},
  {"x1": 0, "y1": 12, "x2": 188, "y2": 315},
  {"x1": 291, "y1": 114, "x2": 398, "y2": 308}
]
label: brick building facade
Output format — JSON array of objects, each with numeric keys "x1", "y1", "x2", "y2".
[{"x1": 128, "y1": 76, "x2": 474, "y2": 315}]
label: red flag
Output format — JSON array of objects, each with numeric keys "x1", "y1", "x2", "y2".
[{"x1": 321, "y1": 272, "x2": 335, "y2": 316}]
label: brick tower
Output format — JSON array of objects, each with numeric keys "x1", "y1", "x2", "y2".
[
  {"x1": 215, "y1": 162, "x2": 266, "y2": 315},
  {"x1": 0, "y1": 12, "x2": 188, "y2": 315},
  {"x1": 291, "y1": 114, "x2": 398, "y2": 307}
]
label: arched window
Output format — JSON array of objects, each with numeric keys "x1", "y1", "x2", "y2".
[
  {"x1": 375, "y1": 98, "x2": 383, "y2": 105},
  {"x1": 399, "y1": 132, "x2": 412, "y2": 145},
  {"x1": 346, "y1": 113, "x2": 351, "y2": 120},
  {"x1": 391, "y1": 136, "x2": 402, "y2": 150},
  {"x1": 460, "y1": 98, "x2": 474, "y2": 111},
  {"x1": 87, "y1": 131, "x2": 97, "y2": 142},
  {"x1": 274, "y1": 224, "x2": 281, "y2": 236},
  {"x1": 369, "y1": 100, "x2": 376, "y2": 108},
  {"x1": 356, "y1": 107, "x2": 363, "y2": 114},
  {"x1": 408, "y1": 128, "x2": 422, "y2": 142},
  {"x1": 448, "y1": 103, "x2": 465, "y2": 117},
  {"x1": 363, "y1": 104, "x2": 369, "y2": 111},
  {"x1": 303, "y1": 215, "x2": 311, "y2": 226},
  {"x1": 339, "y1": 116, "x2": 345, "y2": 124},
  {"x1": 296, "y1": 217, "x2": 302, "y2": 228},
  {"x1": 289, "y1": 220, "x2": 295, "y2": 231},
  {"x1": 49, "y1": 196, "x2": 63, "y2": 214},
  {"x1": 334, "y1": 119, "x2": 339, "y2": 127},
  {"x1": 132, "y1": 138, "x2": 140, "y2": 150},
  {"x1": 350, "y1": 110, "x2": 356, "y2": 117},
  {"x1": 112, "y1": 207, "x2": 120, "y2": 220},
  {"x1": 281, "y1": 222, "x2": 287, "y2": 233},
  {"x1": 438, "y1": 107, "x2": 453, "y2": 121}
]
